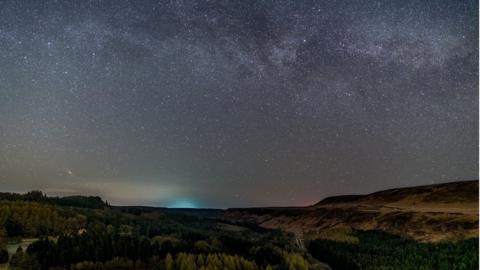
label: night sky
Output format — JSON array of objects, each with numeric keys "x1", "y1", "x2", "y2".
[{"x1": 0, "y1": 0, "x2": 478, "y2": 208}]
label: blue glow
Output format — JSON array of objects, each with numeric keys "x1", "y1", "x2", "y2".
[{"x1": 168, "y1": 199, "x2": 198, "y2": 208}]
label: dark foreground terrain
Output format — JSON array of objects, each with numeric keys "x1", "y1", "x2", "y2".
[{"x1": 0, "y1": 181, "x2": 478, "y2": 270}]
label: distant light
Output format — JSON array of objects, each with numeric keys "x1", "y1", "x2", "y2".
[{"x1": 168, "y1": 199, "x2": 198, "y2": 208}]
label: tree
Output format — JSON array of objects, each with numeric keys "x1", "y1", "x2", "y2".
[
  {"x1": 0, "y1": 249, "x2": 8, "y2": 264},
  {"x1": 0, "y1": 228, "x2": 8, "y2": 263},
  {"x1": 10, "y1": 247, "x2": 41, "y2": 270},
  {"x1": 5, "y1": 216, "x2": 23, "y2": 236},
  {"x1": 165, "y1": 253, "x2": 174, "y2": 270},
  {"x1": 194, "y1": 240, "x2": 211, "y2": 253}
]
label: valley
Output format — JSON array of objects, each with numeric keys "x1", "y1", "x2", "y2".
[{"x1": 0, "y1": 181, "x2": 477, "y2": 269}]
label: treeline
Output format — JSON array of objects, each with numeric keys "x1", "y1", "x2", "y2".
[
  {"x1": 9, "y1": 230, "x2": 311, "y2": 270},
  {"x1": 308, "y1": 230, "x2": 478, "y2": 270},
  {"x1": 0, "y1": 190, "x2": 107, "y2": 209},
  {"x1": 11, "y1": 251, "x2": 263, "y2": 270},
  {"x1": 71, "y1": 253, "x2": 259, "y2": 270},
  {"x1": 0, "y1": 200, "x2": 86, "y2": 237},
  {"x1": 0, "y1": 198, "x2": 316, "y2": 269}
]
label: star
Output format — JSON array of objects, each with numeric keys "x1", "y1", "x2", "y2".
[{"x1": 0, "y1": 0, "x2": 476, "y2": 208}]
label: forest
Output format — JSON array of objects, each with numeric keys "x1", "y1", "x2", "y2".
[
  {"x1": 308, "y1": 230, "x2": 478, "y2": 270},
  {"x1": 0, "y1": 191, "x2": 315, "y2": 270},
  {"x1": 0, "y1": 191, "x2": 478, "y2": 270}
]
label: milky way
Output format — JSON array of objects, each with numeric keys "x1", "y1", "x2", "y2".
[{"x1": 0, "y1": 0, "x2": 477, "y2": 208}]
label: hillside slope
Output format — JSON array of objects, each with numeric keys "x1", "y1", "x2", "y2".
[{"x1": 225, "y1": 180, "x2": 479, "y2": 242}]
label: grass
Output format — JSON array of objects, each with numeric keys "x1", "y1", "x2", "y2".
[{"x1": 305, "y1": 227, "x2": 359, "y2": 244}]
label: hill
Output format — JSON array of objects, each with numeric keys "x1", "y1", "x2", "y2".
[
  {"x1": 0, "y1": 185, "x2": 477, "y2": 269},
  {"x1": 225, "y1": 180, "x2": 479, "y2": 242},
  {"x1": 316, "y1": 180, "x2": 478, "y2": 208},
  {"x1": 0, "y1": 191, "x2": 107, "y2": 209}
]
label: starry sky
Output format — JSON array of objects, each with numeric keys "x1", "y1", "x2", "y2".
[{"x1": 0, "y1": 0, "x2": 478, "y2": 208}]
